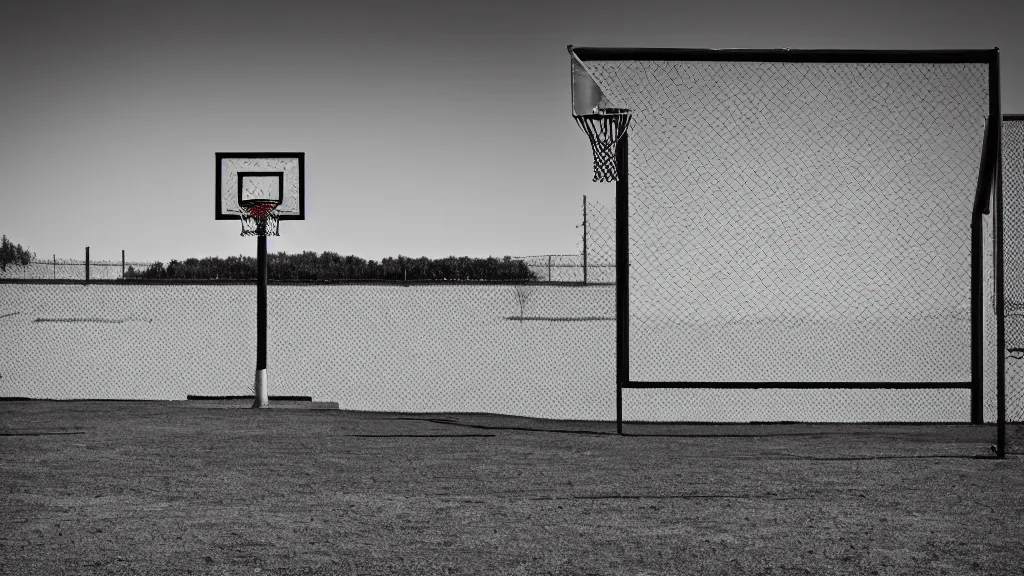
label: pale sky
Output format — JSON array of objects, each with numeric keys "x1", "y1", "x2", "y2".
[{"x1": 1, "y1": 0, "x2": 1022, "y2": 265}]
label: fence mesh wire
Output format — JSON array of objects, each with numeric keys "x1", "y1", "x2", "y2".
[
  {"x1": 0, "y1": 282, "x2": 616, "y2": 419},
  {"x1": 0, "y1": 258, "x2": 154, "y2": 281},
  {"x1": 0, "y1": 169, "x2": 1018, "y2": 428},
  {"x1": 0, "y1": 274, "x2": 1009, "y2": 423},
  {"x1": 1003, "y1": 117, "x2": 1024, "y2": 452},
  {"x1": 580, "y1": 56, "x2": 1000, "y2": 424},
  {"x1": 579, "y1": 197, "x2": 617, "y2": 285}
]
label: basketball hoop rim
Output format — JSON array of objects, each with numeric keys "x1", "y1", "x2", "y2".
[
  {"x1": 573, "y1": 107, "x2": 632, "y2": 120},
  {"x1": 238, "y1": 200, "x2": 281, "y2": 219},
  {"x1": 574, "y1": 108, "x2": 633, "y2": 147},
  {"x1": 239, "y1": 199, "x2": 282, "y2": 207}
]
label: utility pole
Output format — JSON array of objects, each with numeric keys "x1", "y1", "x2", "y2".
[{"x1": 582, "y1": 195, "x2": 588, "y2": 284}]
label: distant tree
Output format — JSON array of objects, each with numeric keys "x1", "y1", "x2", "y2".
[
  {"x1": 0, "y1": 235, "x2": 35, "y2": 272},
  {"x1": 512, "y1": 284, "x2": 536, "y2": 322},
  {"x1": 148, "y1": 262, "x2": 166, "y2": 279}
]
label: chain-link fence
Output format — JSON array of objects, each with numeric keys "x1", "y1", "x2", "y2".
[
  {"x1": 0, "y1": 167, "x2": 1021, "y2": 429},
  {"x1": 0, "y1": 255, "x2": 154, "y2": 281},
  {"x1": 514, "y1": 255, "x2": 588, "y2": 283},
  {"x1": 1003, "y1": 116, "x2": 1024, "y2": 453},
  {"x1": 574, "y1": 49, "x2": 1008, "y2": 436},
  {"x1": 512, "y1": 198, "x2": 617, "y2": 284},
  {"x1": 4, "y1": 276, "x2": 1003, "y2": 423},
  {"x1": 1, "y1": 273, "x2": 1014, "y2": 423},
  {"x1": 0, "y1": 282, "x2": 617, "y2": 419},
  {"x1": 0, "y1": 225, "x2": 620, "y2": 417}
]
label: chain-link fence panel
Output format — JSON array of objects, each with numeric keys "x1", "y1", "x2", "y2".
[
  {"x1": 576, "y1": 197, "x2": 617, "y2": 285},
  {"x1": 515, "y1": 255, "x2": 588, "y2": 283},
  {"x1": 1003, "y1": 116, "x2": 1024, "y2": 453},
  {"x1": 577, "y1": 51, "x2": 999, "y2": 425},
  {"x1": 0, "y1": 275, "x2": 1004, "y2": 424},
  {"x1": 0, "y1": 258, "x2": 154, "y2": 281},
  {"x1": 0, "y1": 282, "x2": 620, "y2": 420},
  {"x1": 509, "y1": 198, "x2": 618, "y2": 285}
]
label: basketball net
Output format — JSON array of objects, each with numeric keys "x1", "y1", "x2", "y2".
[
  {"x1": 240, "y1": 202, "x2": 281, "y2": 237},
  {"x1": 574, "y1": 108, "x2": 631, "y2": 182}
]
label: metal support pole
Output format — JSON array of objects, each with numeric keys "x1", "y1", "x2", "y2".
[
  {"x1": 997, "y1": 148, "x2": 1006, "y2": 456},
  {"x1": 548, "y1": 255, "x2": 552, "y2": 282},
  {"x1": 993, "y1": 52, "x2": 1006, "y2": 457},
  {"x1": 970, "y1": 116, "x2": 994, "y2": 426},
  {"x1": 616, "y1": 134, "x2": 629, "y2": 435},
  {"x1": 85, "y1": 247, "x2": 90, "y2": 284},
  {"x1": 253, "y1": 235, "x2": 269, "y2": 408},
  {"x1": 122, "y1": 249, "x2": 125, "y2": 278}
]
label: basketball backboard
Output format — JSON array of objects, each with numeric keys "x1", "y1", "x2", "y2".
[
  {"x1": 215, "y1": 153, "x2": 305, "y2": 220},
  {"x1": 571, "y1": 48, "x2": 617, "y2": 116}
]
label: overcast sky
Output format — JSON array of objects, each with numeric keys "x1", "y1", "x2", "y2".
[{"x1": 1, "y1": 0, "x2": 1022, "y2": 264}]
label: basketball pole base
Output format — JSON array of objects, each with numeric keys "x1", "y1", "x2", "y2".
[{"x1": 252, "y1": 369, "x2": 269, "y2": 408}]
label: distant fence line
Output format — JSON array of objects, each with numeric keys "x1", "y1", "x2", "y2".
[
  {"x1": 0, "y1": 197, "x2": 620, "y2": 284},
  {"x1": 0, "y1": 248, "x2": 154, "y2": 281},
  {"x1": 0, "y1": 258, "x2": 617, "y2": 284},
  {"x1": 516, "y1": 254, "x2": 616, "y2": 284}
]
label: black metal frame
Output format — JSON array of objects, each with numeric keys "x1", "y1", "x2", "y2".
[
  {"x1": 571, "y1": 46, "x2": 1003, "y2": 444},
  {"x1": 972, "y1": 117, "x2": 997, "y2": 425},
  {"x1": 215, "y1": 152, "x2": 305, "y2": 220},
  {"x1": 571, "y1": 46, "x2": 998, "y2": 64}
]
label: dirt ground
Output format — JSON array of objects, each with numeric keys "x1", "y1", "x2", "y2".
[{"x1": 1, "y1": 401, "x2": 1022, "y2": 576}]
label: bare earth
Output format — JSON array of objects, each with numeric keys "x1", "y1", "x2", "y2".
[{"x1": 1, "y1": 401, "x2": 1022, "y2": 576}]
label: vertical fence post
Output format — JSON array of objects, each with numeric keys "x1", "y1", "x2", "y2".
[
  {"x1": 85, "y1": 246, "x2": 90, "y2": 284},
  {"x1": 548, "y1": 255, "x2": 552, "y2": 282},
  {"x1": 971, "y1": 116, "x2": 993, "y2": 425},
  {"x1": 52, "y1": 254, "x2": 56, "y2": 279},
  {"x1": 991, "y1": 54, "x2": 1006, "y2": 458},
  {"x1": 583, "y1": 195, "x2": 588, "y2": 285},
  {"x1": 122, "y1": 250, "x2": 125, "y2": 278}
]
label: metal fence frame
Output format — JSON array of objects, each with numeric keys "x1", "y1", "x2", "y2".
[{"x1": 571, "y1": 46, "x2": 1004, "y2": 447}]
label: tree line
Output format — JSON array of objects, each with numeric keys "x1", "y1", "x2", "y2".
[
  {"x1": 0, "y1": 235, "x2": 35, "y2": 272},
  {"x1": 124, "y1": 252, "x2": 539, "y2": 282}
]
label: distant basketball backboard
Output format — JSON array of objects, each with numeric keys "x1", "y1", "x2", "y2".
[{"x1": 215, "y1": 153, "x2": 305, "y2": 220}]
